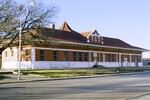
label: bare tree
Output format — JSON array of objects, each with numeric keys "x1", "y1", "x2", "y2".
[{"x1": 0, "y1": 0, "x2": 58, "y2": 54}]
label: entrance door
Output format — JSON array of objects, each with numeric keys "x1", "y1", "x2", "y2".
[
  {"x1": 93, "y1": 53, "x2": 98, "y2": 66},
  {"x1": 123, "y1": 58, "x2": 128, "y2": 67}
]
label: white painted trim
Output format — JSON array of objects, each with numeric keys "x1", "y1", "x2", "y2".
[
  {"x1": 2, "y1": 61, "x2": 143, "y2": 69},
  {"x1": 87, "y1": 29, "x2": 97, "y2": 38},
  {"x1": 34, "y1": 61, "x2": 92, "y2": 69},
  {"x1": 2, "y1": 61, "x2": 32, "y2": 69},
  {"x1": 31, "y1": 47, "x2": 35, "y2": 69}
]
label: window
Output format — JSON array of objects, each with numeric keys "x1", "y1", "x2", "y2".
[
  {"x1": 53, "y1": 51, "x2": 58, "y2": 61},
  {"x1": 64, "y1": 51, "x2": 68, "y2": 61},
  {"x1": 5, "y1": 51, "x2": 7, "y2": 57},
  {"x1": 26, "y1": 49, "x2": 30, "y2": 55},
  {"x1": 25, "y1": 49, "x2": 31, "y2": 61},
  {"x1": 84, "y1": 52, "x2": 88, "y2": 61},
  {"x1": 94, "y1": 36, "x2": 96, "y2": 42},
  {"x1": 100, "y1": 53, "x2": 103, "y2": 62},
  {"x1": 91, "y1": 35, "x2": 93, "y2": 41},
  {"x1": 97, "y1": 53, "x2": 99, "y2": 62},
  {"x1": 112, "y1": 54, "x2": 115, "y2": 62},
  {"x1": 79, "y1": 52, "x2": 82, "y2": 61},
  {"x1": 95, "y1": 36, "x2": 98, "y2": 42},
  {"x1": 135, "y1": 55, "x2": 139, "y2": 62},
  {"x1": 138, "y1": 56, "x2": 141, "y2": 62},
  {"x1": 40, "y1": 50, "x2": 44, "y2": 61},
  {"x1": 108, "y1": 54, "x2": 111, "y2": 62},
  {"x1": 118, "y1": 54, "x2": 120, "y2": 62},
  {"x1": 11, "y1": 50, "x2": 13, "y2": 57},
  {"x1": 73, "y1": 52, "x2": 77, "y2": 61},
  {"x1": 98, "y1": 37, "x2": 100, "y2": 42},
  {"x1": 132, "y1": 55, "x2": 135, "y2": 62}
]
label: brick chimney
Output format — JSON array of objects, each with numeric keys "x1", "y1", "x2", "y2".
[{"x1": 50, "y1": 23, "x2": 55, "y2": 29}]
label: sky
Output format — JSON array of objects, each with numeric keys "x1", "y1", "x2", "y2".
[{"x1": 16, "y1": 0, "x2": 150, "y2": 58}]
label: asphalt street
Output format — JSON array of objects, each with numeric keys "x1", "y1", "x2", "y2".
[{"x1": 0, "y1": 72, "x2": 150, "y2": 100}]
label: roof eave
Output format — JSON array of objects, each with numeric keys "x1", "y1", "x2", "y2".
[{"x1": 58, "y1": 41, "x2": 147, "y2": 52}]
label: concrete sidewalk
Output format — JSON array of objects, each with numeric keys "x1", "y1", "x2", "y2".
[
  {"x1": 0, "y1": 69, "x2": 50, "y2": 84},
  {"x1": 0, "y1": 73, "x2": 110, "y2": 84},
  {"x1": 0, "y1": 73, "x2": 49, "y2": 84}
]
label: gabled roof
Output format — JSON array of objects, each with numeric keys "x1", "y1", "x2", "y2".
[
  {"x1": 80, "y1": 29, "x2": 99, "y2": 38},
  {"x1": 80, "y1": 31, "x2": 91, "y2": 37},
  {"x1": 27, "y1": 22, "x2": 148, "y2": 52},
  {"x1": 101, "y1": 36, "x2": 144, "y2": 50}
]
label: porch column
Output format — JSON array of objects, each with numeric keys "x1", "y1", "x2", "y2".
[
  {"x1": 116, "y1": 54, "x2": 118, "y2": 62},
  {"x1": 130, "y1": 54, "x2": 131, "y2": 66},
  {"x1": 141, "y1": 54, "x2": 143, "y2": 66},
  {"x1": 119, "y1": 53, "x2": 121, "y2": 67},
  {"x1": 103, "y1": 53, "x2": 105, "y2": 62},
  {"x1": 99, "y1": 53, "x2": 101, "y2": 62},
  {"x1": 141, "y1": 54, "x2": 142, "y2": 62},
  {"x1": 31, "y1": 47, "x2": 35, "y2": 69},
  {"x1": 89, "y1": 51, "x2": 91, "y2": 68}
]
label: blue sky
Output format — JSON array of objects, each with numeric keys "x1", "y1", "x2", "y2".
[{"x1": 16, "y1": 0, "x2": 150, "y2": 57}]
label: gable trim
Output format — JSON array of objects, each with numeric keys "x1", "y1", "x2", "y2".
[{"x1": 87, "y1": 29, "x2": 100, "y2": 38}]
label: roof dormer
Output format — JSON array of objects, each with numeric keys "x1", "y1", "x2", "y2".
[{"x1": 80, "y1": 29, "x2": 103, "y2": 44}]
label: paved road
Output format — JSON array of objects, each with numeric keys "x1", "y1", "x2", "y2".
[{"x1": 1, "y1": 72, "x2": 150, "y2": 100}]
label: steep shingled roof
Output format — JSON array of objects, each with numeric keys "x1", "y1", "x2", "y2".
[
  {"x1": 101, "y1": 36, "x2": 144, "y2": 50},
  {"x1": 33, "y1": 22, "x2": 87, "y2": 43},
  {"x1": 29, "y1": 22, "x2": 147, "y2": 51}
]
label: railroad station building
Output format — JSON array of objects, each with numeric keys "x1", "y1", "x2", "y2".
[{"x1": 1, "y1": 22, "x2": 147, "y2": 69}]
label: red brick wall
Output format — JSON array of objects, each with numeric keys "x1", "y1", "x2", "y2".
[{"x1": 35, "y1": 49, "x2": 142, "y2": 63}]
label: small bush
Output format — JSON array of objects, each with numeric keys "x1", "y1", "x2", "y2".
[
  {"x1": 92, "y1": 65, "x2": 106, "y2": 69},
  {"x1": 0, "y1": 75, "x2": 8, "y2": 79}
]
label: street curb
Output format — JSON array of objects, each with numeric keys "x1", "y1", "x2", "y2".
[{"x1": 0, "y1": 71, "x2": 149, "y2": 84}]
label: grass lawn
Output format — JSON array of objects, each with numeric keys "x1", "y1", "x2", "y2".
[
  {"x1": 13, "y1": 67, "x2": 150, "y2": 78},
  {"x1": 115, "y1": 67, "x2": 150, "y2": 73},
  {"x1": 16, "y1": 69, "x2": 116, "y2": 78}
]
